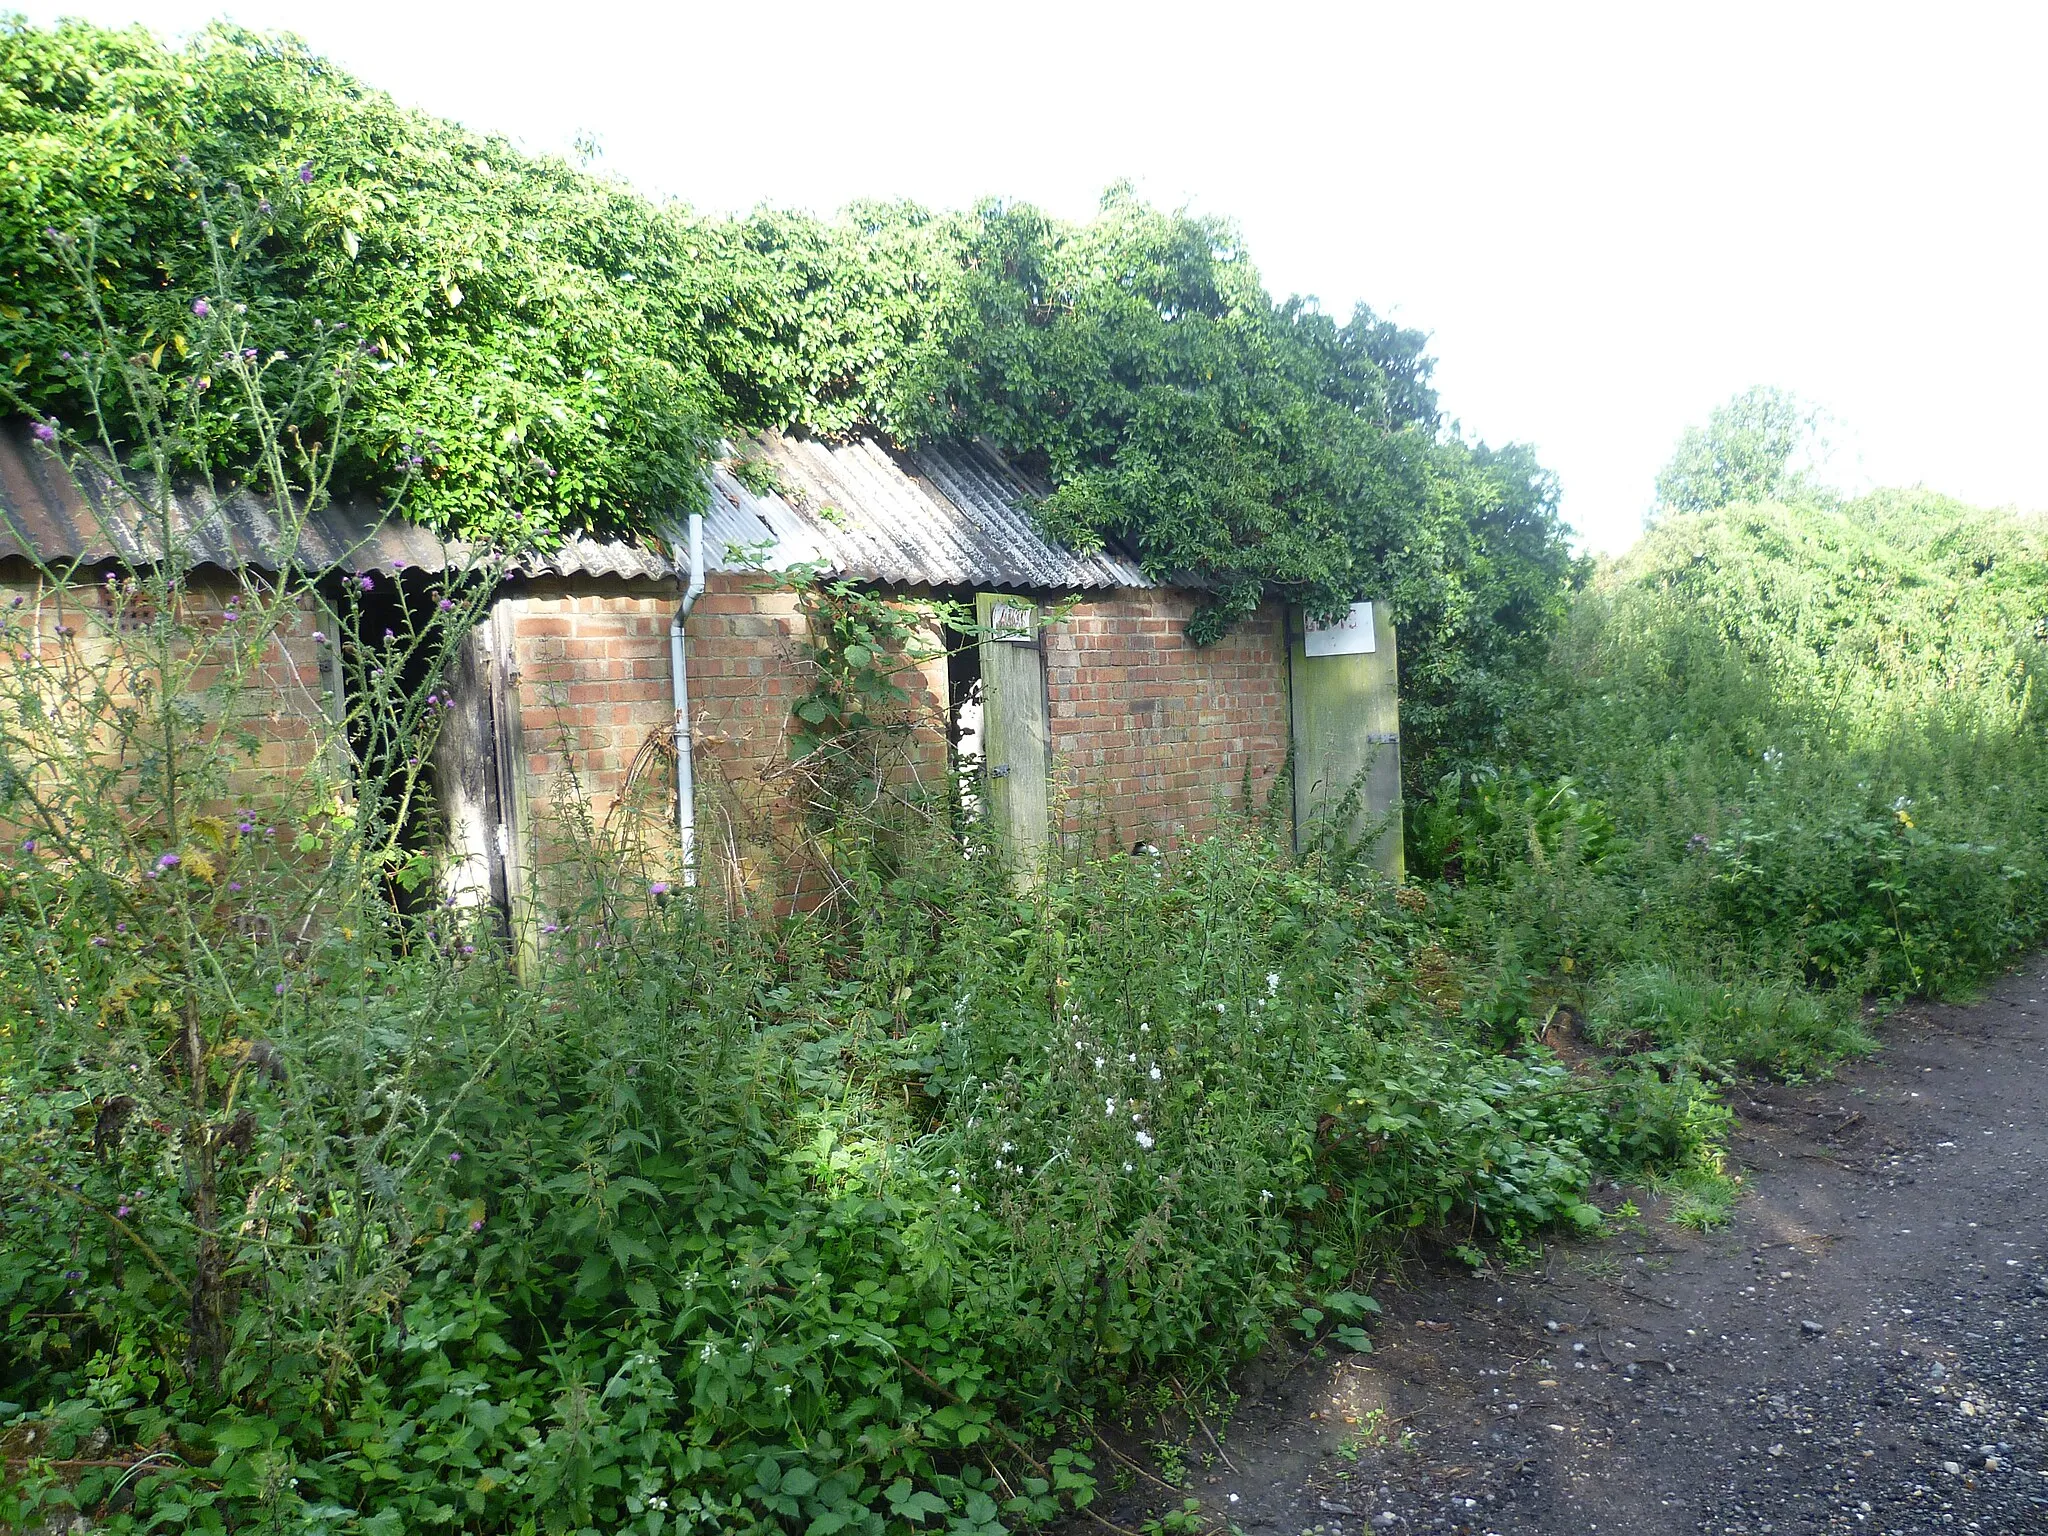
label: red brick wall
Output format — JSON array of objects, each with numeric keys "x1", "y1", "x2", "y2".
[
  {"x1": 498, "y1": 580, "x2": 685, "y2": 905},
  {"x1": 0, "y1": 562, "x2": 337, "y2": 825},
  {"x1": 1044, "y1": 590, "x2": 1289, "y2": 852},
  {"x1": 500, "y1": 572, "x2": 949, "y2": 909}
]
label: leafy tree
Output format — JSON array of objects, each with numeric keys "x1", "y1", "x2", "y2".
[
  {"x1": 0, "y1": 18, "x2": 1583, "y2": 783},
  {"x1": 0, "y1": 17, "x2": 726, "y2": 545},
  {"x1": 1654, "y1": 386, "x2": 1815, "y2": 514}
]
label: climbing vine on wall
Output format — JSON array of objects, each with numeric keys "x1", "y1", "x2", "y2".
[{"x1": 1, "y1": 16, "x2": 1583, "y2": 783}]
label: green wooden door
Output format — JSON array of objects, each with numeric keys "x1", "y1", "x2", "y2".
[
  {"x1": 976, "y1": 593, "x2": 1051, "y2": 878},
  {"x1": 1290, "y1": 600, "x2": 1403, "y2": 880}
]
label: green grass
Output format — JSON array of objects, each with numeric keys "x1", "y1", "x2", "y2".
[{"x1": 1586, "y1": 963, "x2": 1874, "y2": 1079}]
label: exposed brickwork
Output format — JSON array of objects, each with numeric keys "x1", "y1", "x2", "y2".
[
  {"x1": 499, "y1": 579, "x2": 687, "y2": 904},
  {"x1": 6, "y1": 557, "x2": 1293, "y2": 908},
  {"x1": 502, "y1": 572, "x2": 948, "y2": 909},
  {"x1": 0, "y1": 563, "x2": 338, "y2": 828},
  {"x1": 1044, "y1": 591, "x2": 1289, "y2": 852}
]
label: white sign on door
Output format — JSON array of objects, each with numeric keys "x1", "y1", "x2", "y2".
[
  {"x1": 1303, "y1": 601, "x2": 1377, "y2": 657},
  {"x1": 989, "y1": 601, "x2": 1037, "y2": 642}
]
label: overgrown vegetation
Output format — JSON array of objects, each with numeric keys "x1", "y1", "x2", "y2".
[
  {"x1": 0, "y1": 176, "x2": 1695, "y2": 1532},
  {"x1": 5, "y1": 17, "x2": 2048, "y2": 1534},
  {"x1": 0, "y1": 14, "x2": 1581, "y2": 784},
  {"x1": 1411, "y1": 405, "x2": 2048, "y2": 1079}
]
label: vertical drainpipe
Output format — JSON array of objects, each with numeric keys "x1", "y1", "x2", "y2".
[{"x1": 670, "y1": 511, "x2": 706, "y2": 885}]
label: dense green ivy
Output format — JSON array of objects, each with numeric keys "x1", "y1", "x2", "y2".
[{"x1": 0, "y1": 16, "x2": 1582, "y2": 780}]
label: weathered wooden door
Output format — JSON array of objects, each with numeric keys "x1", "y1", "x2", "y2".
[
  {"x1": 1290, "y1": 600, "x2": 1404, "y2": 879},
  {"x1": 433, "y1": 617, "x2": 511, "y2": 922},
  {"x1": 975, "y1": 592, "x2": 1052, "y2": 873}
]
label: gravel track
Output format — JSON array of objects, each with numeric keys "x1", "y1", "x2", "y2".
[{"x1": 1096, "y1": 956, "x2": 2048, "y2": 1536}]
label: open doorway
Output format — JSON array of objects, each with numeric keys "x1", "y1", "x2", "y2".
[
  {"x1": 945, "y1": 610, "x2": 984, "y2": 833},
  {"x1": 328, "y1": 569, "x2": 453, "y2": 916}
]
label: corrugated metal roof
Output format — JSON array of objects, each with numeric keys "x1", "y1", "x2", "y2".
[
  {"x1": 0, "y1": 418, "x2": 1150, "y2": 592},
  {"x1": 705, "y1": 431, "x2": 1149, "y2": 590},
  {"x1": 0, "y1": 419, "x2": 679, "y2": 582}
]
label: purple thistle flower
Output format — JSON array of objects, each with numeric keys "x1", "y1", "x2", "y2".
[
  {"x1": 449, "y1": 1151, "x2": 462, "y2": 1163},
  {"x1": 358, "y1": 574, "x2": 374, "y2": 592},
  {"x1": 31, "y1": 421, "x2": 56, "y2": 444},
  {"x1": 91, "y1": 935, "x2": 107, "y2": 948},
  {"x1": 157, "y1": 852, "x2": 181, "y2": 870},
  {"x1": 20, "y1": 838, "x2": 34, "y2": 853},
  {"x1": 299, "y1": 162, "x2": 315, "y2": 184},
  {"x1": 116, "y1": 1204, "x2": 131, "y2": 1218},
  {"x1": 192, "y1": 298, "x2": 211, "y2": 318},
  {"x1": 438, "y1": 597, "x2": 455, "y2": 612},
  {"x1": 312, "y1": 631, "x2": 327, "y2": 644},
  {"x1": 274, "y1": 982, "x2": 287, "y2": 995},
  {"x1": 258, "y1": 199, "x2": 272, "y2": 215},
  {"x1": 650, "y1": 881, "x2": 671, "y2": 897},
  {"x1": 469, "y1": 1218, "x2": 484, "y2": 1232},
  {"x1": 227, "y1": 881, "x2": 243, "y2": 892}
]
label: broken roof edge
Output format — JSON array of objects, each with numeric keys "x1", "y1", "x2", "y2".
[
  {"x1": 0, "y1": 418, "x2": 682, "y2": 584},
  {"x1": 705, "y1": 429, "x2": 1154, "y2": 591},
  {"x1": 1, "y1": 416, "x2": 1165, "y2": 595}
]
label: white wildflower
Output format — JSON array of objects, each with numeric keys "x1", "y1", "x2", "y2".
[
  {"x1": 1266, "y1": 971, "x2": 1281, "y2": 994},
  {"x1": 1105, "y1": 1098, "x2": 1117, "y2": 1116},
  {"x1": 1135, "y1": 1129, "x2": 1156, "y2": 1150},
  {"x1": 1149, "y1": 1065, "x2": 1162, "y2": 1081}
]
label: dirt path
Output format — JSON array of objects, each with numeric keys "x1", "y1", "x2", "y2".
[{"x1": 1100, "y1": 956, "x2": 2048, "y2": 1536}]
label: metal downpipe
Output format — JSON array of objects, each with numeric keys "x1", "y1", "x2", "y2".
[{"x1": 670, "y1": 511, "x2": 705, "y2": 885}]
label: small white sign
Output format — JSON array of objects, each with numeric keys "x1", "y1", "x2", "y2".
[
  {"x1": 990, "y1": 601, "x2": 1037, "y2": 642},
  {"x1": 1303, "y1": 601, "x2": 1377, "y2": 657}
]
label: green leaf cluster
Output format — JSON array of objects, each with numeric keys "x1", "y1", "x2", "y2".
[{"x1": 0, "y1": 17, "x2": 1583, "y2": 783}]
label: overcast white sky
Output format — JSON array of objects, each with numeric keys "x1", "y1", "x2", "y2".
[{"x1": 22, "y1": 0, "x2": 2048, "y2": 551}]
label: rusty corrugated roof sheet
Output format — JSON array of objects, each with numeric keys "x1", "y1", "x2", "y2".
[
  {"x1": 706, "y1": 431, "x2": 1149, "y2": 590},
  {"x1": 1, "y1": 419, "x2": 1150, "y2": 591}
]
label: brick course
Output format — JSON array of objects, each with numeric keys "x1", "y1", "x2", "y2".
[
  {"x1": 1044, "y1": 591, "x2": 1289, "y2": 852},
  {"x1": 0, "y1": 563, "x2": 340, "y2": 827},
  {"x1": 501, "y1": 572, "x2": 949, "y2": 910}
]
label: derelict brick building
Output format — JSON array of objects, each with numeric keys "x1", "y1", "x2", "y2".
[{"x1": 0, "y1": 419, "x2": 1401, "y2": 930}]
